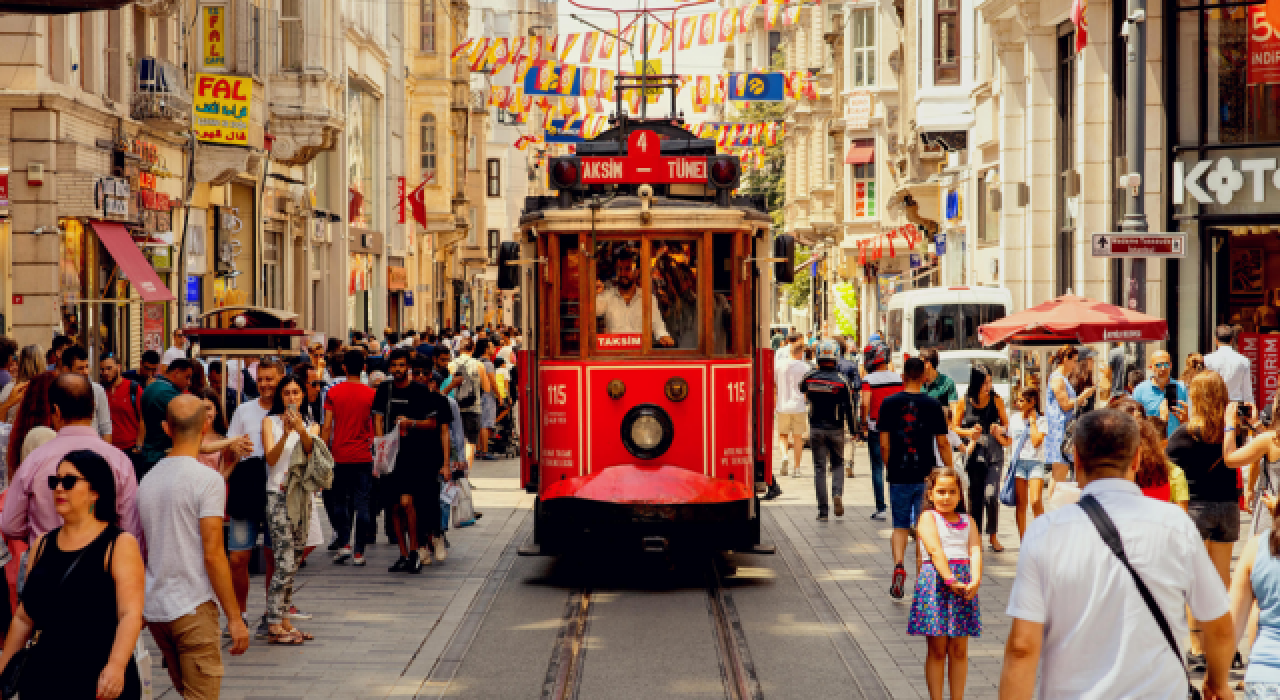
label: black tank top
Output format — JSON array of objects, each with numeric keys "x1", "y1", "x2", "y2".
[{"x1": 961, "y1": 396, "x2": 1004, "y2": 470}]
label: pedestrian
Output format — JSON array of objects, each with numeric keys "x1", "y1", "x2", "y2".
[
  {"x1": 375, "y1": 348, "x2": 452, "y2": 571},
  {"x1": 834, "y1": 337, "x2": 863, "y2": 479},
  {"x1": 193, "y1": 387, "x2": 246, "y2": 477},
  {"x1": 1231, "y1": 393, "x2": 1280, "y2": 536},
  {"x1": 771, "y1": 328, "x2": 784, "y2": 350},
  {"x1": 474, "y1": 337, "x2": 499, "y2": 461},
  {"x1": 160, "y1": 328, "x2": 187, "y2": 371},
  {"x1": 862, "y1": 343, "x2": 903, "y2": 521},
  {"x1": 0, "y1": 336, "x2": 17, "y2": 391},
  {"x1": 775, "y1": 342, "x2": 809, "y2": 478},
  {"x1": 136, "y1": 358, "x2": 194, "y2": 479},
  {"x1": 1166, "y1": 371, "x2": 1241, "y2": 671},
  {"x1": 138, "y1": 395, "x2": 250, "y2": 696},
  {"x1": 224, "y1": 359, "x2": 281, "y2": 640},
  {"x1": 1045, "y1": 344, "x2": 1095, "y2": 494},
  {"x1": 919, "y1": 348, "x2": 958, "y2": 407},
  {"x1": 99, "y1": 353, "x2": 144, "y2": 461},
  {"x1": 1132, "y1": 350, "x2": 1190, "y2": 438},
  {"x1": 0, "y1": 449, "x2": 146, "y2": 700},
  {"x1": 44, "y1": 334, "x2": 73, "y2": 371},
  {"x1": 1109, "y1": 397, "x2": 1189, "y2": 507},
  {"x1": 1007, "y1": 386, "x2": 1048, "y2": 539},
  {"x1": 0, "y1": 344, "x2": 45, "y2": 422},
  {"x1": 322, "y1": 349, "x2": 376, "y2": 566},
  {"x1": 122, "y1": 350, "x2": 161, "y2": 387},
  {"x1": 798, "y1": 340, "x2": 856, "y2": 521},
  {"x1": 909, "y1": 466, "x2": 981, "y2": 700},
  {"x1": 1206, "y1": 324, "x2": 1255, "y2": 405},
  {"x1": 999, "y1": 409, "x2": 1234, "y2": 700},
  {"x1": 58, "y1": 345, "x2": 113, "y2": 442},
  {"x1": 953, "y1": 365, "x2": 1010, "y2": 552},
  {"x1": 207, "y1": 360, "x2": 242, "y2": 417},
  {"x1": 448, "y1": 338, "x2": 490, "y2": 467},
  {"x1": 878, "y1": 357, "x2": 953, "y2": 599},
  {"x1": 1184, "y1": 352, "x2": 1207, "y2": 386},
  {"x1": 261, "y1": 374, "x2": 316, "y2": 644},
  {"x1": 1, "y1": 373, "x2": 142, "y2": 547},
  {"x1": 5, "y1": 371, "x2": 57, "y2": 483}
]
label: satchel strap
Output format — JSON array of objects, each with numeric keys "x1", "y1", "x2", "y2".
[{"x1": 1078, "y1": 494, "x2": 1195, "y2": 694}]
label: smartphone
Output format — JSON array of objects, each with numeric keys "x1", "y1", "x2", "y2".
[
  {"x1": 1164, "y1": 383, "x2": 1179, "y2": 409},
  {"x1": 1240, "y1": 402, "x2": 1254, "y2": 422}
]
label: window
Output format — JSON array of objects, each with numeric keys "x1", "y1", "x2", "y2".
[
  {"x1": 467, "y1": 134, "x2": 478, "y2": 170},
  {"x1": 887, "y1": 309, "x2": 903, "y2": 353},
  {"x1": 914, "y1": 304, "x2": 959, "y2": 350},
  {"x1": 77, "y1": 13, "x2": 86, "y2": 90},
  {"x1": 745, "y1": 42, "x2": 753, "y2": 71},
  {"x1": 468, "y1": 208, "x2": 477, "y2": 244},
  {"x1": 1056, "y1": 27, "x2": 1076, "y2": 295},
  {"x1": 106, "y1": 10, "x2": 120, "y2": 100},
  {"x1": 712, "y1": 234, "x2": 736, "y2": 354},
  {"x1": 768, "y1": 31, "x2": 781, "y2": 63},
  {"x1": 495, "y1": 108, "x2": 509, "y2": 124},
  {"x1": 935, "y1": 0, "x2": 959, "y2": 84},
  {"x1": 827, "y1": 133, "x2": 837, "y2": 181},
  {"x1": 849, "y1": 8, "x2": 875, "y2": 87},
  {"x1": 487, "y1": 230, "x2": 500, "y2": 264},
  {"x1": 281, "y1": 0, "x2": 302, "y2": 71},
  {"x1": 977, "y1": 173, "x2": 999, "y2": 243},
  {"x1": 650, "y1": 240, "x2": 699, "y2": 350},
  {"x1": 486, "y1": 159, "x2": 501, "y2": 197},
  {"x1": 557, "y1": 233, "x2": 581, "y2": 355},
  {"x1": 251, "y1": 4, "x2": 261, "y2": 77},
  {"x1": 420, "y1": 0, "x2": 436, "y2": 52},
  {"x1": 420, "y1": 114, "x2": 437, "y2": 182},
  {"x1": 849, "y1": 140, "x2": 876, "y2": 218}
]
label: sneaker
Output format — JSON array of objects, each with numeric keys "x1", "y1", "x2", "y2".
[
  {"x1": 408, "y1": 550, "x2": 423, "y2": 574},
  {"x1": 327, "y1": 537, "x2": 343, "y2": 551},
  {"x1": 817, "y1": 511, "x2": 829, "y2": 522},
  {"x1": 762, "y1": 483, "x2": 783, "y2": 501},
  {"x1": 443, "y1": 534, "x2": 452, "y2": 549},
  {"x1": 833, "y1": 496, "x2": 844, "y2": 517},
  {"x1": 1187, "y1": 652, "x2": 1207, "y2": 672},
  {"x1": 890, "y1": 564, "x2": 906, "y2": 599},
  {"x1": 434, "y1": 537, "x2": 448, "y2": 562},
  {"x1": 333, "y1": 546, "x2": 352, "y2": 564},
  {"x1": 388, "y1": 556, "x2": 409, "y2": 573},
  {"x1": 870, "y1": 510, "x2": 888, "y2": 522},
  {"x1": 254, "y1": 616, "x2": 269, "y2": 640},
  {"x1": 352, "y1": 553, "x2": 367, "y2": 566},
  {"x1": 420, "y1": 547, "x2": 434, "y2": 566},
  {"x1": 1234, "y1": 651, "x2": 1245, "y2": 669},
  {"x1": 286, "y1": 605, "x2": 312, "y2": 620}
]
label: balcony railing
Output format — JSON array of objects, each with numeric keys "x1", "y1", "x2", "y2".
[{"x1": 131, "y1": 57, "x2": 191, "y2": 132}]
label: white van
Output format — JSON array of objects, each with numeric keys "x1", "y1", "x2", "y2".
[{"x1": 883, "y1": 286, "x2": 1015, "y2": 402}]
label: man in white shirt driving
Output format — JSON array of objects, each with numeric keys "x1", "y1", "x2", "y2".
[{"x1": 594, "y1": 251, "x2": 675, "y2": 347}]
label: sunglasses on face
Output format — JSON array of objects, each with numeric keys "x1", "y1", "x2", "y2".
[
  {"x1": 48, "y1": 474, "x2": 81, "y2": 491},
  {"x1": 1154, "y1": 363, "x2": 1171, "y2": 369}
]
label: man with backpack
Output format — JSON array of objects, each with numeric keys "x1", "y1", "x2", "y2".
[
  {"x1": 100, "y1": 354, "x2": 144, "y2": 468},
  {"x1": 447, "y1": 337, "x2": 490, "y2": 467}
]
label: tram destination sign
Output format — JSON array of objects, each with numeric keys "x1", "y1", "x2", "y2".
[
  {"x1": 1091, "y1": 233, "x2": 1187, "y2": 258},
  {"x1": 568, "y1": 130, "x2": 735, "y2": 186}
]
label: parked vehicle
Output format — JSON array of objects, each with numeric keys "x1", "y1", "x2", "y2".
[{"x1": 883, "y1": 286, "x2": 1013, "y2": 402}]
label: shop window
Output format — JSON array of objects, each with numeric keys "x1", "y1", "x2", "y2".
[
  {"x1": 487, "y1": 229, "x2": 500, "y2": 264},
  {"x1": 281, "y1": 0, "x2": 303, "y2": 71},
  {"x1": 1195, "y1": 7, "x2": 1280, "y2": 145},
  {"x1": 935, "y1": 0, "x2": 960, "y2": 85},
  {"x1": 651, "y1": 240, "x2": 699, "y2": 350},
  {"x1": 420, "y1": 0, "x2": 436, "y2": 52},
  {"x1": 558, "y1": 234, "x2": 580, "y2": 355},
  {"x1": 849, "y1": 8, "x2": 875, "y2": 87},
  {"x1": 486, "y1": 159, "x2": 501, "y2": 197},
  {"x1": 420, "y1": 114, "x2": 437, "y2": 182}
]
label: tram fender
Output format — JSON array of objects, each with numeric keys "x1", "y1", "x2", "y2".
[{"x1": 542, "y1": 464, "x2": 753, "y2": 505}]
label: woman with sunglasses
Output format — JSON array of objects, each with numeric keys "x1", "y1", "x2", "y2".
[
  {"x1": 0, "y1": 449, "x2": 144, "y2": 699},
  {"x1": 260, "y1": 375, "x2": 315, "y2": 644}
]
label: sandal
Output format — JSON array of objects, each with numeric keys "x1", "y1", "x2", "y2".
[
  {"x1": 267, "y1": 630, "x2": 305, "y2": 645},
  {"x1": 295, "y1": 629, "x2": 315, "y2": 641}
]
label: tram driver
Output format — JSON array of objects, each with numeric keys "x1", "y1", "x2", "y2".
[{"x1": 594, "y1": 247, "x2": 676, "y2": 347}]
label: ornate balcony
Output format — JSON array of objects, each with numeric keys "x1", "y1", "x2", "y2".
[{"x1": 131, "y1": 57, "x2": 190, "y2": 133}]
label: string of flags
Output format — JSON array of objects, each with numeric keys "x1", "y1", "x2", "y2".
[{"x1": 855, "y1": 225, "x2": 928, "y2": 265}]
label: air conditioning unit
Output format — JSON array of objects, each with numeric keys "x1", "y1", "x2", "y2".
[{"x1": 311, "y1": 219, "x2": 327, "y2": 242}]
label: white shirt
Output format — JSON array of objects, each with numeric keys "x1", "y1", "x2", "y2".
[
  {"x1": 1008, "y1": 413, "x2": 1048, "y2": 461},
  {"x1": 91, "y1": 381, "x2": 112, "y2": 439},
  {"x1": 137, "y1": 455, "x2": 226, "y2": 623},
  {"x1": 595, "y1": 286, "x2": 671, "y2": 340},
  {"x1": 227, "y1": 399, "x2": 271, "y2": 458},
  {"x1": 160, "y1": 345, "x2": 186, "y2": 367},
  {"x1": 1006, "y1": 479, "x2": 1229, "y2": 699},
  {"x1": 1205, "y1": 345, "x2": 1254, "y2": 403},
  {"x1": 775, "y1": 357, "x2": 810, "y2": 414}
]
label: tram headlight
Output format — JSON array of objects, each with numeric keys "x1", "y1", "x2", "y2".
[
  {"x1": 620, "y1": 404, "x2": 675, "y2": 460},
  {"x1": 707, "y1": 155, "x2": 741, "y2": 189},
  {"x1": 548, "y1": 157, "x2": 581, "y2": 191}
]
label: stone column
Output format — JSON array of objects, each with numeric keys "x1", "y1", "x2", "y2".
[
  {"x1": 1024, "y1": 27, "x2": 1056, "y2": 305},
  {"x1": 997, "y1": 34, "x2": 1028, "y2": 312},
  {"x1": 10, "y1": 109, "x2": 61, "y2": 347}
]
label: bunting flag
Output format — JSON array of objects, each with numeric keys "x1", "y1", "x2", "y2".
[
  {"x1": 488, "y1": 37, "x2": 510, "y2": 72},
  {"x1": 599, "y1": 33, "x2": 616, "y2": 60},
  {"x1": 782, "y1": 5, "x2": 801, "y2": 25},
  {"x1": 468, "y1": 38, "x2": 490, "y2": 71},
  {"x1": 766, "y1": 2, "x2": 783, "y2": 29},
  {"x1": 450, "y1": 38, "x2": 473, "y2": 60},
  {"x1": 529, "y1": 35, "x2": 544, "y2": 62},
  {"x1": 714, "y1": 74, "x2": 726, "y2": 103},
  {"x1": 407, "y1": 181, "x2": 427, "y2": 228},
  {"x1": 582, "y1": 66, "x2": 598, "y2": 97},
  {"x1": 560, "y1": 34, "x2": 580, "y2": 62},
  {"x1": 698, "y1": 12, "x2": 717, "y2": 46},
  {"x1": 558, "y1": 65, "x2": 578, "y2": 95},
  {"x1": 510, "y1": 37, "x2": 526, "y2": 63},
  {"x1": 600, "y1": 69, "x2": 616, "y2": 96},
  {"x1": 645, "y1": 25, "x2": 659, "y2": 53},
  {"x1": 660, "y1": 25, "x2": 674, "y2": 52},
  {"x1": 622, "y1": 24, "x2": 637, "y2": 48},
  {"x1": 678, "y1": 17, "x2": 697, "y2": 50},
  {"x1": 695, "y1": 75, "x2": 711, "y2": 105},
  {"x1": 546, "y1": 35, "x2": 558, "y2": 55},
  {"x1": 732, "y1": 72, "x2": 748, "y2": 98},
  {"x1": 513, "y1": 55, "x2": 532, "y2": 84},
  {"x1": 719, "y1": 8, "x2": 738, "y2": 42},
  {"x1": 739, "y1": 5, "x2": 753, "y2": 33},
  {"x1": 580, "y1": 32, "x2": 600, "y2": 62}
]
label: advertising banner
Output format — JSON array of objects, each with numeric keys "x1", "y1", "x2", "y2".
[
  {"x1": 202, "y1": 5, "x2": 226, "y2": 70},
  {"x1": 726, "y1": 72, "x2": 784, "y2": 102},
  {"x1": 193, "y1": 73, "x2": 252, "y2": 145},
  {"x1": 1250, "y1": 6, "x2": 1280, "y2": 85}
]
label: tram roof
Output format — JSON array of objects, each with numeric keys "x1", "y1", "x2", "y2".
[{"x1": 520, "y1": 194, "x2": 772, "y2": 229}]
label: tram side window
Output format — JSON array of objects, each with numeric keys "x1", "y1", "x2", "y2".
[
  {"x1": 653, "y1": 240, "x2": 700, "y2": 350},
  {"x1": 594, "y1": 240, "x2": 671, "y2": 350},
  {"x1": 559, "y1": 234, "x2": 580, "y2": 355},
  {"x1": 712, "y1": 234, "x2": 734, "y2": 354}
]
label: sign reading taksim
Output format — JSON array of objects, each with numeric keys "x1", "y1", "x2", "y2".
[
  {"x1": 193, "y1": 73, "x2": 252, "y2": 145},
  {"x1": 1091, "y1": 233, "x2": 1187, "y2": 258},
  {"x1": 577, "y1": 130, "x2": 715, "y2": 185}
]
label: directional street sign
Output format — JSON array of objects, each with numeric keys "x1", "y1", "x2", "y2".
[{"x1": 1091, "y1": 233, "x2": 1187, "y2": 258}]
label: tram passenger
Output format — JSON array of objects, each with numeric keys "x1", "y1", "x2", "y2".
[{"x1": 594, "y1": 246, "x2": 675, "y2": 347}]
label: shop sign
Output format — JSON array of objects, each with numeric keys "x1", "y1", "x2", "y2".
[
  {"x1": 1240, "y1": 333, "x2": 1280, "y2": 410},
  {"x1": 201, "y1": 5, "x2": 226, "y2": 70},
  {"x1": 387, "y1": 266, "x2": 408, "y2": 291},
  {"x1": 0, "y1": 173, "x2": 9, "y2": 207},
  {"x1": 143, "y1": 303, "x2": 165, "y2": 353},
  {"x1": 193, "y1": 73, "x2": 251, "y2": 145},
  {"x1": 1091, "y1": 233, "x2": 1186, "y2": 257},
  {"x1": 1249, "y1": 7, "x2": 1280, "y2": 86},
  {"x1": 95, "y1": 176, "x2": 130, "y2": 219},
  {"x1": 845, "y1": 90, "x2": 872, "y2": 130},
  {"x1": 186, "y1": 276, "x2": 201, "y2": 303},
  {"x1": 935, "y1": 233, "x2": 946, "y2": 255},
  {"x1": 1174, "y1": 155, "x2": 1280, "y2": 206}
]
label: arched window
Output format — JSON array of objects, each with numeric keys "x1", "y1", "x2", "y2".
[{"x1": 420, "y1": 114, "x2": 437, "y2": 182}]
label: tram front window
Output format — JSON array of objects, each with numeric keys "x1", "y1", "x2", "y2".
[
  {"x1": 651, "y1": 241, "x2": 699, "y2": 350},
  {"x1": 595, "y1": 241, "x2": 674, "y2": 349}
]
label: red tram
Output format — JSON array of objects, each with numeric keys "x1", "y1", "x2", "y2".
[{"x1": 504, "y1": 119, "x2": 796, "y2": 553}]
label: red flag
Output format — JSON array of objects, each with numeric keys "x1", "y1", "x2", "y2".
[
  {"x1": 407, "y1": 181, "x2": 427, "y2": 229},
  {"x1": 1070, "y1": 0, "x2": 1088, "y2": 50},
  {"x1": 397, "y1": 176, "x2": 406, "y2": 224}
]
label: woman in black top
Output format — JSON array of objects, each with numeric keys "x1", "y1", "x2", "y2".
[
  {"x1": 1166, "y1": 370, "x2": 1238, "y2": 669},
  {"x1": 951, "y1": 366, "x2": 1011, "y2": 552},
  {"x1": 0, "y1": 450, "x2": 145, "y2": 699}
]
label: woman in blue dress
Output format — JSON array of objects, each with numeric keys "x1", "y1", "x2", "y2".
[{"x1": 1045, "y1": 345, "x2": 1095, "y2": 496}]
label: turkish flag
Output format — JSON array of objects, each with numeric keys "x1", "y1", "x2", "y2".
[{"x1": 407, "y1": 181, "x2": 427, "y2": 229}]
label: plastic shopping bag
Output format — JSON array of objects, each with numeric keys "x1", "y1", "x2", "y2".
[
  {"x1": 372, "y1": 429, "x2": 400, "y2": 475},
  {"x1": 135, "y1": 638, "x2": 153, "y2": 700},
  {"x1": 453, "y1": 478, "x2": 476, "y2": 527}
]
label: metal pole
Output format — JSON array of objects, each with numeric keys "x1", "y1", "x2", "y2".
[{"x1": 1120, "y1": 0, "x2": 1148, "y2": 361}]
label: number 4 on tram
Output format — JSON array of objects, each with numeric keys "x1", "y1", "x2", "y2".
[{"x1": 500, "y1": 120, "x2": 797, "y2": 554}]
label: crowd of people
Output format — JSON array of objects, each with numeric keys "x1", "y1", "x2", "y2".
[
  {"x1": 0, "y1": 322, "x2": 520, "y2": 697},
  {"x1": 772, "y1": 322, "x2": 1280, "y2": 699}
]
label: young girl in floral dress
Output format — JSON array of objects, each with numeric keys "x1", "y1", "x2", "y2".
[{"x1": 908, "y1": 467, "x2": 983, "y2": 700}]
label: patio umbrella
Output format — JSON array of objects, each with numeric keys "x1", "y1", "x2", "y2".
[{"x1": 978, "y1": 294, "x2": 1168, "y2": 347}]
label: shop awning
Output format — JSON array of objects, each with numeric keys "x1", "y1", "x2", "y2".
[
  {"x1": 844, "y1": 143, "x2": 875, "y2": 165},
  {"x1": 89, "y1": 220, "x2": 174, "y2": 302}
]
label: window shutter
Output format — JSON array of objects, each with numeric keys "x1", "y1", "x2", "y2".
[
  {"x1": 233, "y1": 0, "x2": 250, "y2": 74},
  {"x1": 267, "y1": 7, "x2": 278, "y2": 75}
]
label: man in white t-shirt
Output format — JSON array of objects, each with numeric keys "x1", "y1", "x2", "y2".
[
  {"x1": 138, "y1": 395, "x2": 249, "y2": 697},
  {"x1": 160, "y1": 329, "x2": 187, "y2": 371},
  {"x1": 775, "y1": 342, "x2": 811, "y2": 478},
  {"x1": 1000, "y1": 408, "x2": 1234, "y2": 699}
]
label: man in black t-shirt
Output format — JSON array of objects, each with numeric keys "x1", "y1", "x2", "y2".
[
  {"x1": 373, "y1": 349, "x2": 452, "y2": 574},
  {"x1": 877, "y1": 357, "x2": 952, "y2": 599}
]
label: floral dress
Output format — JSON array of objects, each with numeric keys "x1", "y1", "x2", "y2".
[
  {"x1": 1044, "y1": 370, "x2": 1075, "y2": 465},
  {"x1": 907, "y1": 512, "x2": 981, "y2": 638}
]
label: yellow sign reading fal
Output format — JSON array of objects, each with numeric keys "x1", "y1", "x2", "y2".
[
  {"x1": 635, "y1": 59, "x2": 662, "y2": 103},
  {"x1": 193, "y1": 73, "x2": 251, "y2": 145},
  {"x1": 202, "y1": 5, "x2": 226, "y2": 69}
]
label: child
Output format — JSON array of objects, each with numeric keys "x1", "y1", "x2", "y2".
[{"x1": 908, "y1": 467, "x2": 982, "y2": 700}]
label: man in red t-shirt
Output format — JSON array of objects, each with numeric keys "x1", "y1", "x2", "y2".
[
  {"x1": 99, "y1": 355, "x2": 144, "y2": 459},
  {"x1": 321, "y1": 349, "x2": 376, "y2": 565}
]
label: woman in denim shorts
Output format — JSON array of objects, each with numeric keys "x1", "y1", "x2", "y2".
[{"x1": 1007, "y1": 386, "x2": 1048, "y2": 540}]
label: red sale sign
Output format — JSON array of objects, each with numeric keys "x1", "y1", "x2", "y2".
[
  {"x1": 1239, "y1": 333, "x2": 1280, "y2": 409},
  {"x1": 1249, "y1": 6, "x2": 1280, "y2": 85}
]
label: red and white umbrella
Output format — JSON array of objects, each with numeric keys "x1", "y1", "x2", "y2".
[{"x1": 978, "y1": 294, "x2": 1168, "y2": 347}]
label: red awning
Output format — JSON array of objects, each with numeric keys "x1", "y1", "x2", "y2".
[
  {"x1": 89, "y1": 220, "x2": 174, "y2": 302},
  {"x1": 845, "y1": 144, "x2": 875, "y2": 165}
]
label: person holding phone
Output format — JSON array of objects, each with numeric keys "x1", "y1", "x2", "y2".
[{"x1": 1132, "y1": 350, "x2": 1190, "y2": 438}]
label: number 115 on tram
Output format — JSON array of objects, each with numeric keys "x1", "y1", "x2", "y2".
[{"x1": 498, "y1": 121, "x2": 797, "y2": 554}]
